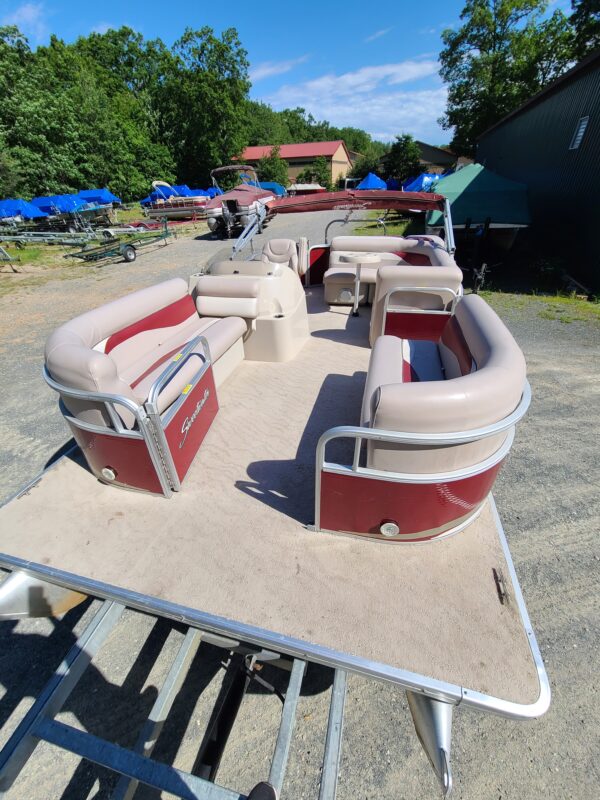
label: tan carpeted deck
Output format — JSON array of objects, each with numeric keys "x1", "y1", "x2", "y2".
[{"x1": 0, "y1": 288, "x2": 541, "y2": 706}]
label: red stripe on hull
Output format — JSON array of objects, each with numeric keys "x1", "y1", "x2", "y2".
[
  {"x1": 105, "y1": 295, "x2": 196, "y2": 354},
  {"x1": 319, "y1": 462, "x2": 503, "y2": 541},
  {"x1": 384, "y1": 312, "x2": 450, "y2": 341}
]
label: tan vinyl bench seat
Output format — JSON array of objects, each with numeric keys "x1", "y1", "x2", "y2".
[
  {"x1": 45, "y1": 278, "x2": 246, "y2": 428},
  {"x1": 361, "y1": 293, "x2": 527, "y2": 475},
  {"x1": 324, "y1": 235, "x2": 460, "y2": 307}
]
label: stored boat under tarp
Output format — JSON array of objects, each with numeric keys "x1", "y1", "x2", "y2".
[
  {"x1": 0, "y1": 289, "x2": 545, "y2": 715},
  {"x1": 426, "y1": 164, "x2": 531, "y2": 228}
]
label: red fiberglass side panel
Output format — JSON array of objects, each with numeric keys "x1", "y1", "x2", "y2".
[
  {"x1": 384, "y1": 312, "x2": 451, "y2": 341},
  {"x1": 69, "y1": 424, "x2": 165, "y2": 495},
  {"x1": 319, "y1": 463, "x2": 503, "y2": 542},
  {"x1": 163, "y1": 366, "x2": 218, "y2": 483},
  {"x1": 305, "y1": 246, "x2": 330, "y2": 286}
]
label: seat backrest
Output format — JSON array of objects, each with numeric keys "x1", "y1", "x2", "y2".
[
  {"x1": 367, "y1": 294, "x2": 526, "y2": 473},
  {"x1": 261, "y1": 238, "x2": 299, "y2": 272},
  {"x1": 370, "y1": 264, "x2": 463, "y2": 346},
  {"x1": 330, "y1": 236, "x2": 406, "y2": 253},
  {"x1": 45, "y1": 278, "x2": 191, "y2": 427},
  {"x1": 195, "y1": 275, "x2": 259, "y2": 319}
]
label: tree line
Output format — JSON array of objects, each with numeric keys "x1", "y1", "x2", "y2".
[
  {"x1": 0, "y1": 25, "x2": 387, "y2": 202},
  {"x1": 0, "y1": 1, "x2": 598, "y2": 202}
]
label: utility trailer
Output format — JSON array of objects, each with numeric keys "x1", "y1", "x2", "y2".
[{"x1": 65, "y1": 221, "x2": 171, "y2": 264}]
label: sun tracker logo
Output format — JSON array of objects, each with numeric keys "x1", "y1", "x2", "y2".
[
  {"x1": 333, "y1": 203, "x2": 368, "y2": 211},
  {"x1": 180, "y1": 389, "x2": 210, "y2": 448}
]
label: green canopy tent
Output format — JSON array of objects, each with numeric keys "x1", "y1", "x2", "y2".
[{"x1": 427, "y1": 164, "x2": 530, "y2": 228}]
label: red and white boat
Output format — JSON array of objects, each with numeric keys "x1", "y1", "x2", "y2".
[
  {"x1": 205, "y1": 165, "x2": 275, "y2": 238},
  {"x1": 0, "y1": 193, "x2": 549, "y2": 798}
]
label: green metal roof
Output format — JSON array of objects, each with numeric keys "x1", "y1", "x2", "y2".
[{"x1": 427, "y1": 163, "x2": 531, "y2": 227}]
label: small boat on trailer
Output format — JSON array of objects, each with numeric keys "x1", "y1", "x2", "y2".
[
  {"x1": 143, "y1": 181, "x2": 210, "y2": 220},
  {"x1": 0, "y1": 192, "x2": 549, "y2": 798},
  {"x1": 205, "y1": 166, "x2": 275, "y2": 239}
]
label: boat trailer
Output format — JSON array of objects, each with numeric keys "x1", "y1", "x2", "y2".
[
  {"x1": 0, "y1": 570, "x2": 458, "y2": 799},
  {"x1": 64, "y1": 220, "x2": 171, "y2": 263}
]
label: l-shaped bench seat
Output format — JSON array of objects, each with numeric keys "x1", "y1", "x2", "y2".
[
  {"x1": 316, "y1": 294, "x2": 530, "y2": 542},
  {"x1": 45, "y1": 278, "x2": 247, "y2": 430},
  {"x1": 323, "y1": 234, "x2": 458, "y2": 306},
  {"x1": 44, "y1": 277, "x2": 255, "y2": 495}
]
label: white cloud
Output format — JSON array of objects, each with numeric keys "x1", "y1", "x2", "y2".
[
  {"x1": 1, "y1": 2, "x2": 48, "y2": 42},
  {"x1": 261, "y1": 60, "x2": 447, "y2": 142},
  {"x1": 265, "y1": 60, "x2": 439, "y2": 105},
  {"x1": 92, "y1": 22, "x2": 113, "y2": 34},
  {"x1": 365, "y1": 28, "x2": 392, "y2": 43},
  {"x1": 249, "y1": 54, "x2": 310, "y2": 83}
]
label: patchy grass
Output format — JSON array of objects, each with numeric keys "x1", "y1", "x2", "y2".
[
  {"x1": 354, "y1": 216, "x2": 410, "y2": 237},
  {"x1": 113, "y1": 204, "x2": 144, "y2": 224},
  {"x1": 353, "y1": 210, "x2": 425, "y2": 238},
  {"x1": 480, "y1": 290, "x2": 600, "y2": 325}
]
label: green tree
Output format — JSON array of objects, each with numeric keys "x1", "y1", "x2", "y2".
[
  {"x1": 296, "y1": 156, "x2": 332, "y2": 189},
  {"x1": 571, "y1": 0, "x2": 600, "y2": 59},
  {"x1": 382, "y1": 135, "x2": 421, "y2": 181},
  {"x1": 0, "y1": 142, "x2": 20, "y2": 197},
  {"x1": 158, "y1": 27, "x2": 250, "y2": 185},
  {"x1": 439, "y1": 1, "x2": 575, "y2": 155},
  {"x1": 349, "y1": 152, "x2": 385, "y2": 180},
  {"x1": 255, "y1": 146, "x2": 289, "y2": 186},
  {"x1": 243, "y1": 101, "x2": 294, "y2": 145}
]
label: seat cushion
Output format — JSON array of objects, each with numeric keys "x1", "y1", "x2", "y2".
[
  {"x1": 324, "y1": 265, "x2": 380, "y2": 284},
  {"x1": 128, "y1": 316, "x2": 246, "y2": 413},
  {"x1": 329, "y1": 251, "x2": 401, "y2": 269},
  {"x1": 361, "y1": 336, "x2": 444, "y2": 426}
]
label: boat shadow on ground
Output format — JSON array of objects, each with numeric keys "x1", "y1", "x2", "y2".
[
  {"x1": 0, "y1": 598, "x2": 334, "y2": 799},
  {"x1": 236, "y1": 372, "x2": 366, "y2": 525}
]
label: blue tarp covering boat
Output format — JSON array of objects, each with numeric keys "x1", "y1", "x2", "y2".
[
  {"x1": 139, "y1": 184, "x2": 218, "y2": 205},
  {"x1": 31, "y1": 195, "x2": 87, "y2": 214},
  {"x1": 258, "y1": 182, "x2": 286, "y2": 197},
  {"x1": 244, "y1": 180, "x2": 286, "y2": 197},
  {"x1": 0, "y1": 198, "x2": 48, "y2": 219},
  {"x1": 357, "y1": 173, "x2": 387, "y2": 190},
  {"x1": 171, "y1": 185, "x2": 209, "y2": 198},
  {"x1": 77, "y1": 188, "x2": 122, "y2": 205},
  {"x1": 403, "y1": 173, "x2": 444, "y2": 193}
]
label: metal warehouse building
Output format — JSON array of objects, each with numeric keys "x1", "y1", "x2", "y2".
[{"x1": 477, "y1": 49, "x2": 600, "y2": 288}]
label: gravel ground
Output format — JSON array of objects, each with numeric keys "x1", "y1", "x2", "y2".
[{"x1": 0, "y1": 215, "x2": 599, "y2": 799}]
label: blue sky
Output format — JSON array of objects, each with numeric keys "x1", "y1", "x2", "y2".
[{"x1": 0, "y1": 0, "x2": 573, "y2": 144}]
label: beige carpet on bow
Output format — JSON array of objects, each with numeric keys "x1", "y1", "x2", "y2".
[{"x1": 0, "y1": 287, "x2": 541, "y2": 706}]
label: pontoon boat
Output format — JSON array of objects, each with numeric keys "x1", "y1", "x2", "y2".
[
  {"x1": 144, "y1": 181, "x2": 209, "y2": 220},
  {"x1": 0, "y1": 192, "x2": 549, "y2": 798},
  {"x1": 205, "y1": 166, "x2": 275, "y2": 238}
]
